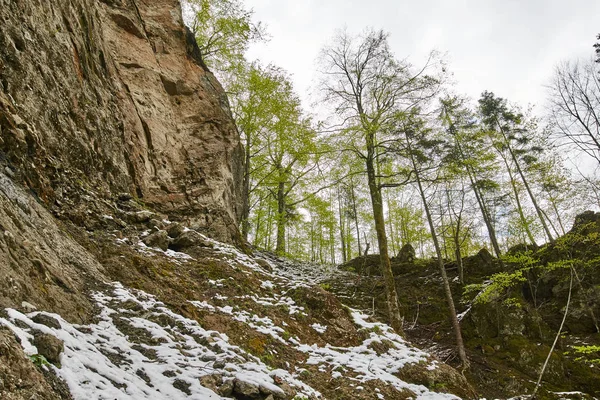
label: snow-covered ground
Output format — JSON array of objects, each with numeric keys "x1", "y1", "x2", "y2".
[
  {"x1": 1, "y1": 283, "x2": 318, "y2": 399},
  {"x1": 0, "y1": 227, "x2": 462, "y2": 399}
]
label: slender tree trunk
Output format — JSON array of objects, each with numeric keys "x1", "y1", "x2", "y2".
[
  {"x1": 499, "y1": 152, "x2": 537, "y2": 246},
  {"x1": 454, "y1": 138, "x2": 504, "y2": 263},
  {"x1": 338, "y1": 186, "x2": 348, "y2": 263},
  {"x1": 266, "y1": 200, "x2": 273, "y2": 250},
  {"x1": 445, "y1": 188, "x2": 465, "y2": 284},
  {"x1": 350, "y1": 178, "x2": 362, "y2": 257},
  {"x1": 254, "y1": 196, "x2": 263, "y2": 247},
  {"x1": 409, "y1": 144, "x2": 469, "y2": 369},
  {"x1": 496, "y1": 122, "x2": 554, "y2": 243},
  {"x1": 366, "y1": 132, "x2": 404, "y2": 335},
  {"x1": 531, "y1": 267, "x2": 573, "y2": 398},
  {"x1": 275, "y1": 180, "x2": 286, "y2": 255},
  {"x1": 387, "y1": 192, "x2": 397, "y2": 256},
  {"x1": 310, "y1": 218, "x2": 316, "y2": 262},
  {"x1": 241, "y1": 132, "x2": 252, "y2": 240},
  {"x1": 467, "y1": 165, "x2": 504, "y2": 262},
  {"x1": 549, "y1": 198, "x2": 567, "y2": 236},
  {"x1": 454, "y1": 234, "x2": 464, "y2": 284}
]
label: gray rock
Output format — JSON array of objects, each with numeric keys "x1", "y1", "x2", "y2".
[
  {"x1": 233, "y1": 378, "x2": 260, "y2": 398},
  {"x1": 170, "y1": 229, "x2": 212, "y2": 251},
  {"x1": 32, "y1": 332, "x2": 64, "y2": 365},
  {"x1": 256, "y1": 258, "x2": 273, "y2": 272},
  {"x1": 143, "y1": 230, "x2": 170, "y2": 251},
  {"x1": 217, "y1": 378, "x2": 234, "y2": 397},
  {"x1": 199, "y1": 374, "x2": 222, "y2": 393},
  {"x1": 275, "y1": 382, "x2": 296, "y2": 400},
  {"x1": 166, "y1": 222, "x2": 186, "y2": 238},
  {"x1": 31, "y1": 314, "x2": 61, "y2": 330},
  {"x1": 148, "y1": 219, "x2": 166, "y2": 230}
]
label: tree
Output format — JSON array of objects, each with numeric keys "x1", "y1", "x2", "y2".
[
  {"x1": 393, "y1": 112, "x2": 469, "y2": 369},
  {"x1": 319, "y1": 28, "x2": 443, "y2": 334},
  {"x1": 479, "y1": 92, "x2": 554, "y2": 243},
  {"x1": 184, "y1": 0, "x2": 266, "y2": 77},
  {"x1": 232, "y1": 64, "x2": 321, "y2": 254},
  {"x1": 594, "y1": 33, "x2": 600, "y2": 63},
  {"x1": 548, "y1": 60, "x2": 600, "y2": 165},
  {"x1": 440, "y1": 96, "x2": 505, "y2": 263}
]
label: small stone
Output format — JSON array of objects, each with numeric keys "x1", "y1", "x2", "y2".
[
  {"x1": 200, "y1": 354, "x2": 216, "y2": 362},
  {"x1": 170, "y1": 229, "x2": 212, "y2": 251},
  {"x1": 172, "y1": 379, "x2": 191, "y2": 395},
  {"x1": 127, "y1": 210, "x2": 155, "y2": 223},
  {"x1": 142, "y1": 230, "x2": 169, "y2": 251},
  {"x1": 20, "y1": 301, "x2": 37, "y2": 312},
  {"x1": 256, "y1": 258, "x2": 273, "y2": 272},
  {"x1": 166, "y1": 222, "x2": 185, "y2": 238},
  {"x1": 147, "y1": 219, "x2": 165, "y2": 230},
  {"x1": 31, "y1": 314, "x2": 61, "y2": 329},
  {"x1": 260, "y1": 383, "x2": 285, "y2": 398},
  {"x1": 212, "y1": 360, "x2": 226, "y2": 369},
  {"x1": 199, "y1": 374, "x2": 222, "y2": 392},
  {"x1": 275, "y1": 382, "x2": 296, "y2": 400},
  {"x1": 218, "y1": 379, "x2": 234, "y2": 396},
  {"x1": 233, "y1": 378, "x2": 260, "y2": 398},
  {"x1": 3, "y1": 231, "x2": 17, "y2": 249},
  {"x1": 118, "y1": 192, "x2": 133, "y2": 201},
  {"x1": 32, "y1": 332, "x2": 63, "y2": 365}
]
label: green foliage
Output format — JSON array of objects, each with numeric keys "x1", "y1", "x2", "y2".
[
  {"x1": 29, "y1": 354, "x2": 50, "y2": 368},
  {"x1": 572, "y1": 345, "x2": 600, "y2": 364},
  {"x1": 185, "y1": 0, "x2": 266, "y2": 75},
  {"x1": 472, "y1": 270, "x2": 528, "y2": 305}
]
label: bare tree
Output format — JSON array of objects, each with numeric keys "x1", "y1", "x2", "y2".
[{"x1": 548, "y1": 60, "x2": 600, "y2": 165}]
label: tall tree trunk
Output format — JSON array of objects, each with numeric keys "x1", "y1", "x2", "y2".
[
  {"x1": 410, "y1": 149, "x2": 469, "y2": 369},
  {"x1": 468, "y1": 165, "x2": 503, "y2": 261},
  {"x1": 386, "y1": 192, "x2": 397, "y2": 256},
  {"x1": 266, "y1": 200, "x2": 273, "y2": 250},
  {"x1": 366, "y1": 133, "x2": 404, "y2": 335},
  {"x1": 275, "y1": 180, "x2": 286, "y2": 255},
  {"x1": 454, "y1": 138, "x2": 504, "y2": 263},
  {"x1": 445, "y1": 189, "x2": 465, "y2": 284},
  {"x1": 550, "y1": 198, "x2": 567, "y2": 236},
  {"x1": 497, "y1": 122, "x2": 554, "y2": 243},
  {"x1": 338, "y1": 186, "x2": 348, "y2": 263},
  {"x1": 350, "y1": 178, "x2": 362, "y2": 257},
  {"x1": 499, "y1": 152, "x2": 537, "y2": 246},
  {"x1": 241, "y1": 132, "x2": 252, "y2": 240}
]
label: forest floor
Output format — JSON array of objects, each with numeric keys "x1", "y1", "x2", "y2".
[{"x1": 0, "y1": 212, "x2": 474, "y2": 400}]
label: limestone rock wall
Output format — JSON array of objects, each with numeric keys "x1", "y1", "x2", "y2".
[{"x1": 0, "y1": 0, "x2": 243, "y2": 242}]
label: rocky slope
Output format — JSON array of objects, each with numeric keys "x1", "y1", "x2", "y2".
[
  {"x1": 0, "y1": 0, "x2": 243, "y2": 243},
  {"x1": 0, "y1": 174, "x2": 474, "y2": 399},
  {"x1": 336, "y1": 218, "x2": 600, "y2": 399}
]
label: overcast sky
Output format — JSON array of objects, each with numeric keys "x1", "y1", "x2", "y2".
[{"x1": 245, "y1": 0, "x2": 600, "y2": 113}]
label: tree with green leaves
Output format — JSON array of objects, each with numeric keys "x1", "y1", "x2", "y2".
[
  {"x1": 440, "y1": 96, "x2": 505, "y2": 263},
  {"x1": 318, "y1": 28, "x2": 444, "y2": 334},
  {"x1": 479, "y1": 92, "x2": 554, "y2": 244},
  {"x1": 184, "y1": 0, "x2": 266, "y2": 77},
  {"x1": 392, "y1": 111, "x2": 469, "y2": 369}
]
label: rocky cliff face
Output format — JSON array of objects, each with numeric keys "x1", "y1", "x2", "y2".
[{"x1": 0, "y1": 0, "x2": 243, "y2": 243}]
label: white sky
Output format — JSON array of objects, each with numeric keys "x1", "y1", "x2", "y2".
[{"x1": 245, "y1": 0, "x2": 600, "y2": 112}]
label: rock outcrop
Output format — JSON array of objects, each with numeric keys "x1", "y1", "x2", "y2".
[{"x1": 0, "y1": 0, "x2": 243, "y2": 243}]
